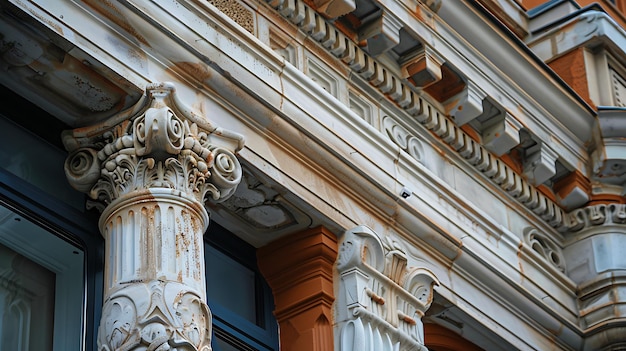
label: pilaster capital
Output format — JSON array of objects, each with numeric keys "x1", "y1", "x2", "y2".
[
  {"x1": 337, "y1": 226, "x2": 439, "y2": 351},
  {"x1": 63, "y1": 82, "x2": 244, "y2": 211}
]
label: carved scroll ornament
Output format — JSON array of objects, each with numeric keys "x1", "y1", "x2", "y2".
[
  {"x1": 337, "y1": 226, "x2": 439, "y2": 351},
  {"x1": 99, "y1": 281, "x2": 212, "y2": 351},
  {"x1": 63, "y1": 82, "x2": 244, "y2": 211},
  {"x1": 63, "y1": 82, "x2": 244, "y2": 351}
]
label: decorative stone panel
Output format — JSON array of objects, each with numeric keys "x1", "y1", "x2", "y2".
[
  {"x1": 336, "y1": 226, "x2": 438, "y2": 351},
  {"x1": 523, "y1": 227, "x2": 566, "y2": 273}
]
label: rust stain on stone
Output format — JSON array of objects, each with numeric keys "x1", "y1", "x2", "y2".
[
  {"x1": 517, "y1": 241, "x2": 525, "y2": 283},
  {"x1": 172, "y1": 62, "x2": 214, "y2": 82},
  {"x1": 16, "y1": 0, "x2": 64, "y2": 35},
  {"x1": 84, "y1": 0, "x2": 149, "y2": 46}
]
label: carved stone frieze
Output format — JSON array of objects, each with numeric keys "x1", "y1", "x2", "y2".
[
  {"x1": 336, "y1": 226, "x2": 438, "y2": 351},
  {"x1": 563, "y1": 203, "x2": 626, "y2": 232},
  {"x1": 63, "y1": 82, "x2": 244, "y2": 211}
]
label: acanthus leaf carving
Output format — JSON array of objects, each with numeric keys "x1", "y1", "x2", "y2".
[
  {"x1": 98, "y1": 281, "x2": 212, "y2": 351},
  {"x1": 64, "y1": 82, "x2": 244, "y2": 209},
  {"x1": 337, "y1": 226, "x2": 438, "y2": 351}
]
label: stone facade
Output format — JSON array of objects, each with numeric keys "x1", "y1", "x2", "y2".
[{"x1": 0, "y1": 0, "x2": 625, "y2": 350}]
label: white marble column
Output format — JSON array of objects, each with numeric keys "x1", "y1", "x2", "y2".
[{"x1": 63, "y1": 83, "x2": 243, "y2": 351}]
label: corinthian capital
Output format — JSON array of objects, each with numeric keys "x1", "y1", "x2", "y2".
[{"x1": 63, "y1": 82, "x2": 244, "y2": 211}]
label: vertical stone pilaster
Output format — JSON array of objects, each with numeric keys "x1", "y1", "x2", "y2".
[
  {"x1": 257, "y1": 226, "x2": 338, "y2": 351},
  {"x1": 562, "y1": 203, "x2": 626, "y2": 350},
  {"x1": 63, "y1": 82, "x2": 244, "y2": 351},
  {"x1": 335, "y1": 226, "x2": 439, "y2": 351}
]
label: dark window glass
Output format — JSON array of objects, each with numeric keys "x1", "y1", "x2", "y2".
[{"x1": 204, "y1": 222, "x2": 278, "y2": 351}]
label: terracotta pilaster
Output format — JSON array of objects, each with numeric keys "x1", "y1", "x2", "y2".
[
  {"x1": 63, "y1": 82, "x2": 244, "y2": 351},
  {"x1": 257, "y1": 226, "x2": 338, "y2": 351}
]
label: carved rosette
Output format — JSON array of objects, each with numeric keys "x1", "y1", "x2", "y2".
[
  {"x1": 63, "y1": 82, "x2": 244, "y2": 351},
  {"x1": 63, "y1": 82, "x2": 244, "y2": 212},
  {"x1": 336, "y1": 226, "x2": 439, "y2": 351}
]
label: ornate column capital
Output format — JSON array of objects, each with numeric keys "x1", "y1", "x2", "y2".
[{"x1": 63, "y1": 82, "x2": 244, "y2": 212}]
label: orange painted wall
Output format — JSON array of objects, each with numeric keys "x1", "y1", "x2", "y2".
[{"x1": 257, "y1": 226, "x2": 338, "y2": 351}]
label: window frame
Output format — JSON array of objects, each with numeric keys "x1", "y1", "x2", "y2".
[
  {"x1": 0, "y1": 161, "x2": 103, "y2": 351},
  {"x1": 204, "y1": 222, "x2": 279, "y2": 351}
]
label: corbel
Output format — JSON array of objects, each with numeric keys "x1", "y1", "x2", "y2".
[
  {"x1": 480, "y1": 110, "x2": 521, "y2": 156},
  {"x1": 591, "y1": 108, "x2": 626, "y2": 192},
  {"x1": 402, "y1": 46, "x2": 444, "y2": 88},
  {"x1": 553, "y1": 171, "x2": 591, "y2": 211},
  {"x1": 522, "y1": 142, "x2": 558, "y2": 186},
  {"x1": 448, "y1": 81, "x2": 486, "y2": 126},
  {"x1": 358, "y1": 11, "x2": 404, "y2": 57}
]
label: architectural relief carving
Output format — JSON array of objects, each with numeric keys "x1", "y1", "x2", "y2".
[
  {"x1": 63, "y1": 82, "x2": 244, "y2": 351},
  {"x1": 563, "y1": 203, "x2": 626, "y2": 232},
  {"x1": 63, "y1": 82, "x2": 244, "y2": 211},
  {"x1": 383, "y1": 115, "x2": 424, "y2": 162},
  {"x1": 523, "y1": 227, "x2": 566, "y2": 273},
  {"x1": 336, "y1": 226, "x2": 438, "y2": 351},
  {"x1": 99, "y1": 281, "x2": 212, "y2": 351},
  {"x1": 215, "y1": 169, "x2": 311, "y2": 231}
]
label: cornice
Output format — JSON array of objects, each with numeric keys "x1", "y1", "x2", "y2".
[
  {"x1": 528, "y1": 8, "x2": 626, "y2": 63},
  {"x1": 255, "y1": 0, "x2": 582, "y2": 232}
]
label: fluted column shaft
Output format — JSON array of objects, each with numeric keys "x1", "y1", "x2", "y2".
[{"x1": 100, "y1": 190, "x2": 208, "y2": 297}]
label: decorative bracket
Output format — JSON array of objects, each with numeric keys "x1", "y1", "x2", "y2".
[
  {"x1": 448, "y1": 81, "x2": 486, "y2": 126},
  {"x1": 591, "y1": 107, "x2": 626, "y2": 193},
  {"x1": 471, "y1": 99, "x2": 521, "y2": 156},
  {"x1": 312, "y1": 0, "x2": 356, "y2": 18},
  {"x1": 403, "y1": 46, "x2": 444, "y2": 88},
  {"x1": 523, "y1": 142, "x2": 558, "y2": 186},
  {"x1": 359, "y1": 11, "x2": 404, "y2": 57}
]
